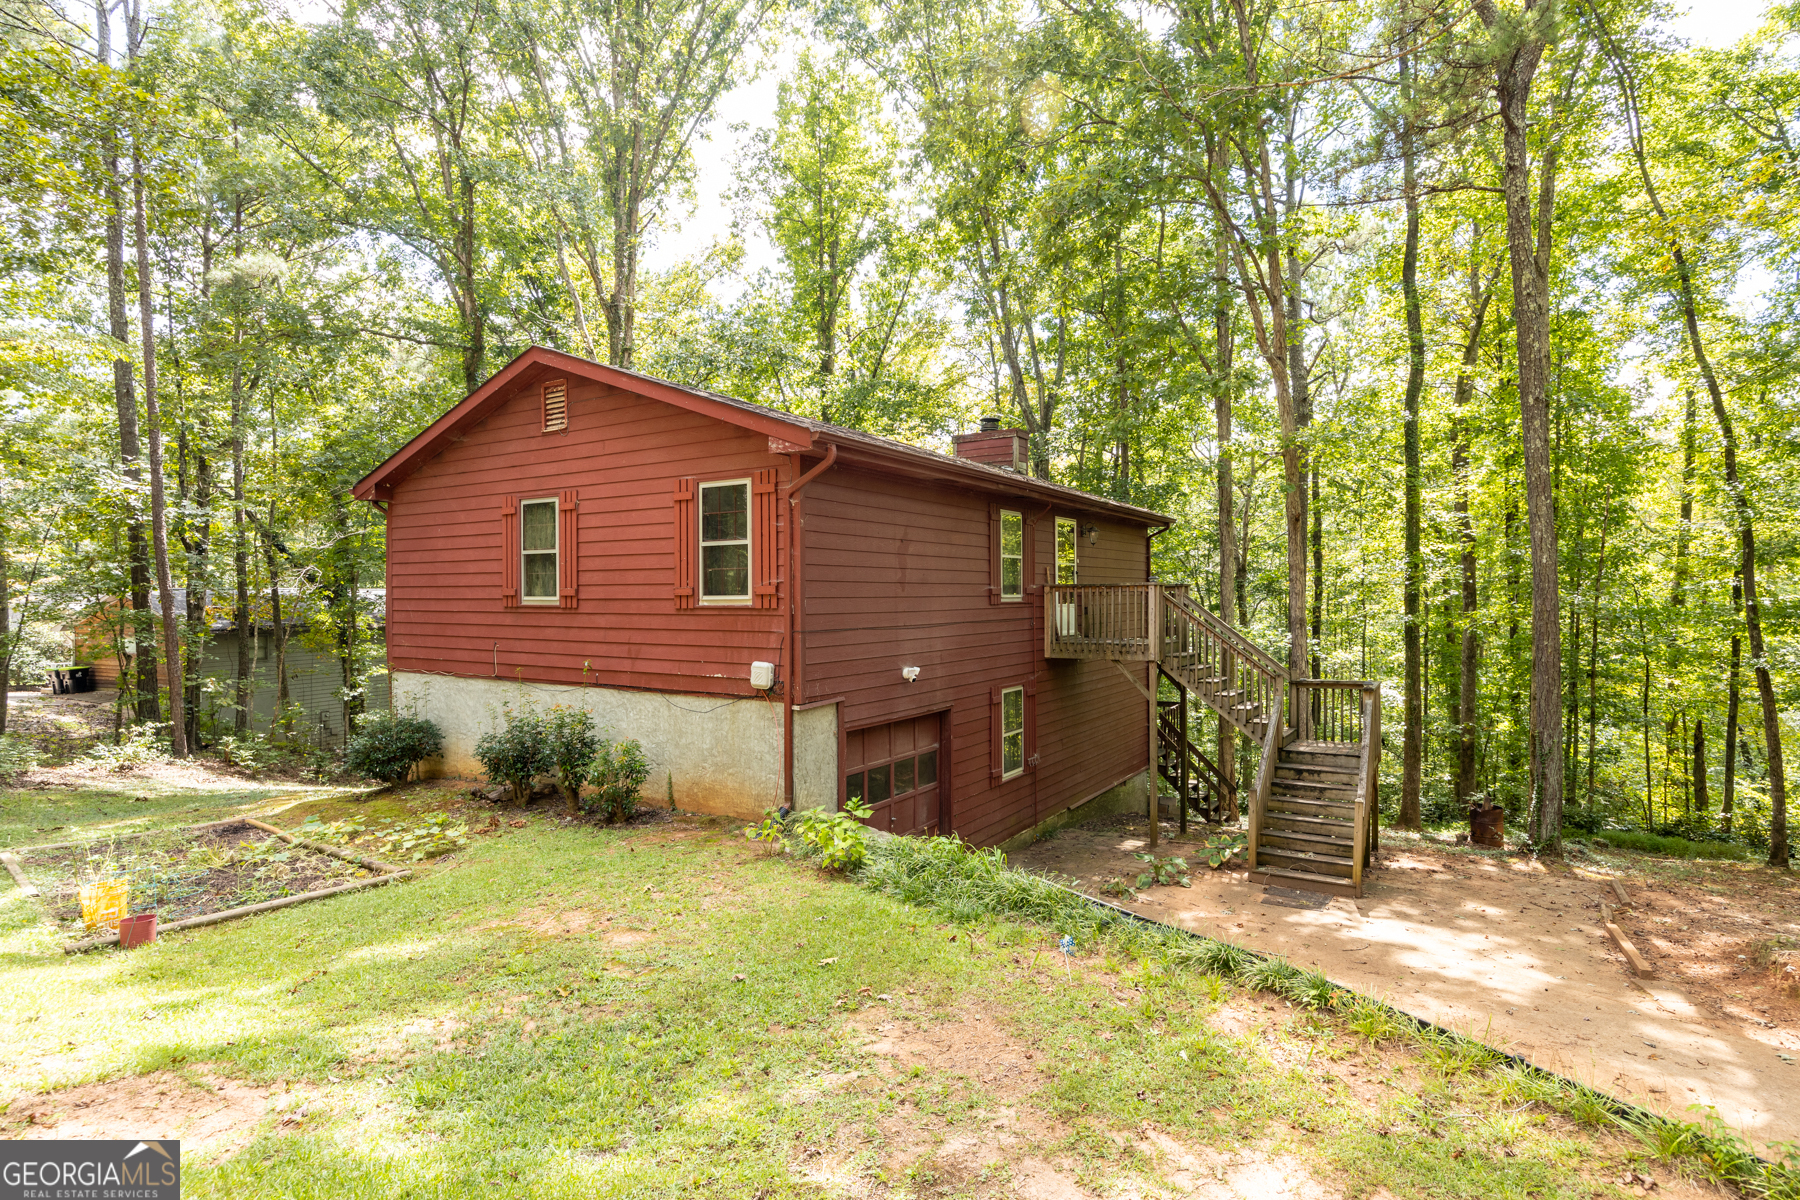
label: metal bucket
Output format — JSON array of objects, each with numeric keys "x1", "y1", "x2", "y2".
[{"x1": 1470, "y1": 803, "x2": 1505, "y2": 848}]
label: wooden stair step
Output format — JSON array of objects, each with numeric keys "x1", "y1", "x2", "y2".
[
  {"x1": 1266, "y1": 794, "x2": 1355, "y2": 818},
  {"x1": 1281, "y1": 750, "x2": 1362, "y2": 770},
  {"x1": 1256, "y1": 846, "x2": 1355, "y2": 877},
  {"x1": 1261, "y1": 828, "x2": 1354, "y2": 854},
  {"x1": 1272, "y1": 778, "x2": 1358, "y2": 800},
  {"x1": 1262, "y1": 812, "x2": 1356, "y2": 836},
  {"x1": 1249, "y1": 867, "x2": 1361, "y2": 899},
  {"x1": 1275, "y1": 763, "x2": 1359, "y2": 784}
]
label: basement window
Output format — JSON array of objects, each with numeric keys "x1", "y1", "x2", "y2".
[
  {"x1": 1000, "y1": 686, "x2": 1024, "y2": 778},
  {"x1": 521, "y1": 498, "x2": 558, "y2": 603},
  {"x1": 1000, "y1": 509, "x2": 1023, "y2": 599},
  {"x1": 699, "y1": 479, "x2": 751, "y2": 603}
]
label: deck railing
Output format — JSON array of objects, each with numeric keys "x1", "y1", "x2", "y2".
[
  {"x1": 1044, "y1": 583, "x2": 1159, "y2": 660},
  {"x1": 1288, "y1": 678, "x2": 1372, "y2": 746}
]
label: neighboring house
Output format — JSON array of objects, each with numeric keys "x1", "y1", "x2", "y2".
[
  {"x1": 74, "y1": 590, "x2": 390, "y2": 742},
  {"x1": 353, "y1": 345, "x2": 1173, "y2": 846}
]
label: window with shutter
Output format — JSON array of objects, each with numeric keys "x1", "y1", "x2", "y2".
[
  {"x1": 542, "y1": 379, "x2": 568, "y2": 432},
  {"x1": 699, "y1": 479, "x2": 752, "y2": 603},
  {"x1": 520, "y1": 498, "x2": 559, "y2": 603}
]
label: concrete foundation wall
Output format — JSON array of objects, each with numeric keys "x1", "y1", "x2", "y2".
[{"x1": 394, "y1": 672, "x2": 837, "y2": 820}]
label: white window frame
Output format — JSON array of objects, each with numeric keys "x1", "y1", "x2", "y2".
[
  {"x1": 1055, "y1": 516, "x2": 1078, "y2": 584},
  {"x1": 698, "y1": 478, "x2": 753, "y2": 605},
  {"x1": 1000, "y1": 685, "x2": 1025, "y2": 779},
  {"x1": 520, "y1": 497, "x2": 559, "y2": 605},
  {"x1": 999, "y1": 508, "x2": 1024, "y2": 600}
]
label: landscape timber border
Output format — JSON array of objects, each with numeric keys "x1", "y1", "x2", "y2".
[{"x1": 7, "y1": 814, "x2": 416, "y2": 955}]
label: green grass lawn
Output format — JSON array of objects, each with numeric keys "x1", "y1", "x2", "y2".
[
  {"x1": 0, "y1": 778, "x2": 346, "y2": 849},
  {"x1": 0, "y1": 783, "x2": 1757, "y2": 1198}
]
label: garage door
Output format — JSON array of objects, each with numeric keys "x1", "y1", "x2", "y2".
[{"x1": 844, "y1": 713, "x2": 941, "y2": 836}]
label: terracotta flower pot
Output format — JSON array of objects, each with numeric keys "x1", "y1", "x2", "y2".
[{"x1": 117, "y1": 912, "x2": 157, "y2": 949}]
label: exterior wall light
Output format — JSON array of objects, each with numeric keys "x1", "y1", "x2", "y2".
[{"x1": 1083, "y1": 524, "x2": 1099, "y2": 545}]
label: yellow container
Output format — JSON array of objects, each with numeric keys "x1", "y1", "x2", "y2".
[{"x1": 80, "y1": 878, "x2": 130, "y2": 931}]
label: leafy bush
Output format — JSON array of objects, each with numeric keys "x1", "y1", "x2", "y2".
[
  {"x1": 473, "y1": 707, "x2": 551, "y2": 806},
  {"x1": 587, "y1": 738, "x2": 651, "y2": 822},
  {"x1": 78, "y1": 726, "x2": 170, "y2": 772},
  {"x1": 544, "y1": 707, "x2": 601, "y2": 814},
  {"x1": 789, "y1": 801, "x2": 875, "y2": 871},
  {"x1": 0, "y1": 733, "x2": 40, "y2": 782},
  {"x1": 1196, "y1": 829, "x2": 1247, "y2": 868},
  {"x1": 346, "y1": 711, "x2": 443, "y2": 784}
]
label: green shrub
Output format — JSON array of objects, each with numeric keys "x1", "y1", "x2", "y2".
[
  {"x1": 473, "y1": 707, "x2": 551, "y2": 806},
  {"x1": 790, "y1": 802, "x2": 874, "y2": 871},
  {"x1": 0, "y1": 732, "x2": 39, "y2": 782},
  {"x1": 345, "y1": 711, "x2": 443, "y2": 784},
  {"x1": 544, "y1": 707, "x2": 601, "y2": 814},
  {"x1": 78, "y1": 726, "x2": 170, "y2": 771},
  {"x1": 587, "y1": 738, "x2": 651, "y2": 822}
]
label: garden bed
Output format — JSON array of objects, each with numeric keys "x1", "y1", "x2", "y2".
[{"x1": 19, "y1": 819, "x2": 385, "y2": 934}]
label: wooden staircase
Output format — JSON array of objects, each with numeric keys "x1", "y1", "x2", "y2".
[{"x1": 1045, "y1": 583, "x2": 1382, "y2": 897}]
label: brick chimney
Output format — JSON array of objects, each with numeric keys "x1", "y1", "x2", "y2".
[{"x1": 953, "y1": 416, "x2": 1027, "y2": 471}]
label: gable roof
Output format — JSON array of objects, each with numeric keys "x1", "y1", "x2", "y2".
[{"x1": 352, "y1": 346, "x2": 1173, "y2": 527}]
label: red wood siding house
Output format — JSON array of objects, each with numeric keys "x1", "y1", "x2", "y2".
[{"x1": 354, "y1": 346, "x2": 1171, "y2": 847}]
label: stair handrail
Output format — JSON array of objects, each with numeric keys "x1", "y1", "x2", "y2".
[
  {"x1": 1360, "y1": 684, "x2": 1381, "y2": 871},
  {"x1": 1163, "y1": 589, "x2": 1288, "y2": 684},
  {"x1": 1246, "y1": 676, "x2": 1287, "y2": 871}
]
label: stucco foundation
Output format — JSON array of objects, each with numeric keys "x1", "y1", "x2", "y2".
[{"x1": 393, "y1": 672, "x2": 837, "y2": 820}]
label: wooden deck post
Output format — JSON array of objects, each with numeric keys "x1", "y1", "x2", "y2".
[{"x1": 1146, "y1": 664, "x2": 1158, "y2": 850}]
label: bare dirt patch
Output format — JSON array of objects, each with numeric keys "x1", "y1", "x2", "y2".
[{"x1": 3, "y1": 1070, "x2": 313, "y2": 1154}]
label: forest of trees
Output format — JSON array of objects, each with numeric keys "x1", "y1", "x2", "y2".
[{"x1": 1, "y1": 0, "x2": 1794, "y2": 866}]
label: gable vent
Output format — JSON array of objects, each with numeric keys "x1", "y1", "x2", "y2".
[{"x1": 542, "y1": 379, "x2": 568, "y2": 432}]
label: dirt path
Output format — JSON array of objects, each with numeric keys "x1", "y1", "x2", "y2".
[{"x1": 1013, "y1": 826, "x2": 1800, "y2": 1151}]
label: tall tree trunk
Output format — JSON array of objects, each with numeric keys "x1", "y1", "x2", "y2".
[
  {"x1": 1694, "y1": 717, "x2": 1708, "y2": 816},
  {"x1": 1672, "y1": 389, "x2": 1696, "y2": 606},
  {"x1": 1310, "y1": 469, "x2": 1322, "y2": 681},
  {"x1": 1213, "y1": 211, "x2": 1238, "y2": 816},
  {"x1": 134, "y1": 151, "x2": 187, "y2": 757},
  {"x1": 1452, "y1": 249, "x2": 1493, "y2": 806},
  {"x1": 0, "y1": 526, "x2": 9, "y2": 736},
  {"x1": 1723, "y1": 573, "x2": 1741, "y2": 835},
  {"x1": 264, "y1": 521, "x2": 290, "y2": 734},
  {"x1": 231, "y1": 357, "x2": 251, "y2": 733},
  {"x1": 1399, "y1": 56, "x2": 1425, "y2": 831},
  {"x1": 1590, "y1": 0, "x2": 1784, "y2": 863},
  {"x1": 1585, "y1": 489, "x2": 1611, "y2": 810},
  {"x1": 1714, "y1": 394, "x2": 1788, "y2": 865},
  {"x1": 99, "y1": 0, "x2": 156, "y2": 723},
  {"x1": 1478, "y1": 0, "x2": 1562, "y2": 849},
  {"x1": 183, "y1": 451, "x2": 212, "y2": 749}
]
